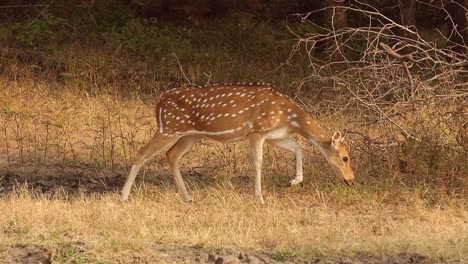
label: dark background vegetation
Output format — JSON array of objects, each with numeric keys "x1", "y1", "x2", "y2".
[{"x1": 0, "y1": 0, "x2": 466, "y2": 93}]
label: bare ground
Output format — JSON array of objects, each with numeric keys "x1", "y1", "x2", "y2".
[{"x1": 1, "y1": 243, "x2": 434, "y2": 264}]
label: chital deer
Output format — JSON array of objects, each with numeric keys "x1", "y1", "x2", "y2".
[{"x1": 120, "y1": 83, "x2": 354, "y2": 204}]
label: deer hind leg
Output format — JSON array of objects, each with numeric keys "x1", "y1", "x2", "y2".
[
  {"x1": 166, "y1": 135, "x2": 201, "y2": 202},
  {"x1": 120, "y1": 132, "x2": 177, "y2": 201},
  {"x1": 249, "y1": 135, "x2": 266, "y2": 205},
  {"x1": 267, "y1": 138, "x2": 303, "y2": 186}
]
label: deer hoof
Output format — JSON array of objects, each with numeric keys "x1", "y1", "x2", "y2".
[{"x1": 290, "y1": 177, "x2": 303, "y2": 187}]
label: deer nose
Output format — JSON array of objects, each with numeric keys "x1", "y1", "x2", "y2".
[{"x1": 344, "y1": 179, "x2": 355, "y2": 186}]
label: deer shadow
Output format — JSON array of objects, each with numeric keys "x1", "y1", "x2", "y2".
[{"x1": 0, "y1": 163, "x2": 244, "y2": 198}]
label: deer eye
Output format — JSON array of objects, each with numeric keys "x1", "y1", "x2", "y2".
[{"x1": 342, "y1": 156, "x2": 349, "y2": 162}]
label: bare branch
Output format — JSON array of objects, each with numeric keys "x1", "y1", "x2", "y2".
[
  {"x1": 285, "y1": 1, "x2": 468, "y2": 156},
  {"x1": 171, "y1": 53, "x2": 195, "y2": 86}
]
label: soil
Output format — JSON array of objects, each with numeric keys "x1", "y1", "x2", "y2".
[
  {"x1": 1, "y1": 243, "x2": 435, "y2": 264},
  {"x1": 2, "y1": 246, "x2": 51, "y2": 264},
  {"x1": 0, "y1": 164, "x2": 439, "y2": 263},
  {"x1": 144, "y1": 243, "x2": 433, "y2": 264}
]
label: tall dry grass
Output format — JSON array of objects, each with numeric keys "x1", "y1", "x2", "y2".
[{"x1": 0, "y1": 72, "x2": 467, "y2": 262}]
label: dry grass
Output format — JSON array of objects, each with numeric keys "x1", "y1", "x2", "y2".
[
  {"x1": 1, "y1": 185, "x2": 467, "y2": 263},
  {"x1": 0, "y1": 78, "x2": 467, "y2": 263}
]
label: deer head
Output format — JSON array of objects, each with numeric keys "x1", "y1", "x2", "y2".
[{"x1": 319, "y1": 131, "x2": 355, "y2": 186}]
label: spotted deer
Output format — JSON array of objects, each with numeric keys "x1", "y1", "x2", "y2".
[{"x1": 120, "y1": 83, "x2": 354, "y2": 204}]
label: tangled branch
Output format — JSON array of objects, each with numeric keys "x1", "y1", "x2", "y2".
[{"x1": 287, "y1": 1, "x2": 468, "y2": 155}]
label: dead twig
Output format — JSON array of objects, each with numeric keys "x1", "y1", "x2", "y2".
[
  {"x1": 171, "y1": 53, "x2": 195, "y2": 86},
  {"x1": 379, "y1": 42, "x2": 415, "y2": 93}
]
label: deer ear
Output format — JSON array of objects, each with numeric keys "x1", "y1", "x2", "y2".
[
  {"x1": 341, "y1": 129, "x2": 348, "y2": 142},
  {"x1": 331, "y1": 131, "x2": 342, "y2": 147}
]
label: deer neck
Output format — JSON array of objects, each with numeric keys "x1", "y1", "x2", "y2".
[{"x1": 292, "y1": 110, "x2": 331, "y2": 148}]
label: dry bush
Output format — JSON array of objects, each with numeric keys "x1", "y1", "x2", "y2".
[{"x1": 286, "y1": 1, "x2": 468, "y2": 192}]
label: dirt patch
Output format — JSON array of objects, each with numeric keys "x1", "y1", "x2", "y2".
[
  {"x1": 1, "y1": 246, "x2": 51, "y2": 264},
  {"x1": 143, "y1": 243, "x2": 433, "y2": 264},
  {"x1": 0, "y1": 244, "x2": 436, "y2": 264},
  {"x1": 151, "y1": 243, "x2": 294, "y2": 264},
  {"x1": 343, "y1": 253, "x2": 432, "y2": 264}
]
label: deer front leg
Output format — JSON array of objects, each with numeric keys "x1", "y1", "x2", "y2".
[
  {"x1": 249, "y1": 135, "x2": 265, "y2": 205},
  {"x1": 166, "y1": 136, "x2": 201, "y2": 202},
  {"x1": 268, "y1": 138, "x2": 303, "y2": 186}
]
